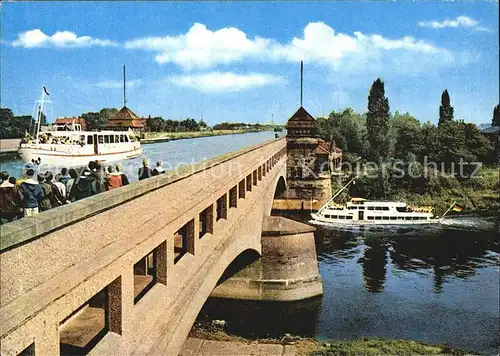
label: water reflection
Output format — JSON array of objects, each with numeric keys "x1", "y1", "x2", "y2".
[
  {"x1": 358, "y1": 236, "x2": 388, "y2": 293},
  {"x1": 387, "y1": 225, "x2": 498, "y2": 293},
  {"x1": 308, "y1": 216, "x2": 499, "y2": 294},
  {"x1": 190, "y1": 212, "x2": 499, "y2": 353}
]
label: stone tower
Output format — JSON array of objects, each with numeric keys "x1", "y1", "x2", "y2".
[{"x1": 285, "y1": 106, "x2": 334, "y2": 207}]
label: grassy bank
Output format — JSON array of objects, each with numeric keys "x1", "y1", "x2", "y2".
[
  {"x1": 189, "y1": 321, "x2": 469, "y2": 355},
  {"x1": 141, "y1": 129, "x2": 272, "y2": 143},
  {"x1": 341, "y1": 166, "x2": 499, "y2": 215}
]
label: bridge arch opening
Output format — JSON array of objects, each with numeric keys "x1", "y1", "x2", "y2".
[
  {"x1": 216, "y1": 249, "x2": 260, "y2": 286},
  {"x1": 274, "y1": 176, "x2": 287, "y2": 199}
]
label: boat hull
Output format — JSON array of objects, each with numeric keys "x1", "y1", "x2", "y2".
[
  {"x1": 18, "y1": 146, "x2": 142, "y2": 167},
  {"x1": 310, "y1": 213, "x2": 440, "y2": 225}
]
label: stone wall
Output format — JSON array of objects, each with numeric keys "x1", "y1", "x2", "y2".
[
  {"x1": 210, "y1": 216, "x2": 322, "y2": 301},
  {"x1": 284, "y1": 137, "x2": 332, "y2": 206}
]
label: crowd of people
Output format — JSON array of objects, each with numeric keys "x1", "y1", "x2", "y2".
[{"x1": 0, "y1": 158, "x2": 166, "y2": 225}]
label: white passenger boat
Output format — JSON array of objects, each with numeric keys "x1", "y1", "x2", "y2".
[
  {"x1": 310, "y1": 177, "x2": 448, "y2": 226},
  {"x1": 18, "y1": 88, "x2": 142, "y2": 166}
]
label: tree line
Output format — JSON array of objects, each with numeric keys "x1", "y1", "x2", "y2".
[
  {"x1": 0, "y1": 106, "x2": 273, "y2": 138},
  {"x1": 316, "y1": 79, "x2": 497, "y2": 168},
  {"x1": 0, "y1": 108, "x2": 46, "y2": 139}
]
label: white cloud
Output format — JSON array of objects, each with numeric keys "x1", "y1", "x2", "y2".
[
  {"x1": 418, "y1": 16, "x2": 486, "y2": 30},
  {"x1": 95, "y1": 79, "x2": 143, "y2": 89},
  {"x1": 169, "y1": 72, "x2": 286, "y2": 93},
  {"x1": 125, "y1": 23, "x2": 270, "y2": 70},
  {"x1": 12, "y1": 29, "x2": 117, "y2": 48},
  {"x1": 126, "y1": 22, "x2": 455, "y2": 74}
]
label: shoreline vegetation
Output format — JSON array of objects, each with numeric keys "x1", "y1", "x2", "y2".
[
  {"x1": 189, "y1": 321, "x2": 470, "y2": 355},
  {"x1": 315, "y1": 79, "x2": 499, "y2": 216}
]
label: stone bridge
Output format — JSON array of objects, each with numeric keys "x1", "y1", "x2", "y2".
[{"x1": 0, "y1": 137, "x2": 317, "y2": 356}]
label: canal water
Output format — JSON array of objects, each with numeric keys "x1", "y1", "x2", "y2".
[
  {"x1": 197, "y1": 213, "x2": 499, "y2": 354},
  {"x1": 0, "y1": 131, "x2": 278, "y2": 182},
  {"x1": 1, "y1": 132, "x2": 497, "y2": 353}
]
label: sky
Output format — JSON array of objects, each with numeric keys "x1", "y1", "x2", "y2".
[{"x1": 1, "y1": 1, "x2": 498, "y2": 126}]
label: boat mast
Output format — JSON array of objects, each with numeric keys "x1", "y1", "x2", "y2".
[
  {"x1": 123, "y1": 65, "x2": 127, "y2": 108},
  {"x1": 317, "y1": 176, "x2": 356, "y2": 213},
  {"x1": 35, "y1": 87, "x2": 46, "y2": 144},
  {"x1": 439, "y1": 201, "x2": 457, "y2": 223}
]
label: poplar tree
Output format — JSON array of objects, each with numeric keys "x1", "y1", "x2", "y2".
[
  {"x1": 492, "y1": 105, "x2": 500, "y2": 127},
  {"x1": 366, "y1": 78, "x2": 390, "y2": 161},
  {"x1": 438, "y1": 89, "x2": 454, "y2": 125}
]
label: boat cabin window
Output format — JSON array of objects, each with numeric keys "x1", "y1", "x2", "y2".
[
  {"x1": 104, "y1": 135, "x2": 110, "y2": 144},
  {"x1": 109, "y1": 135, "x2": 114, "y2": 143},
  {"x1": 325, "y1": 215, "x2": 331, "y2": 218},
  {"x1": 390, "y1": 216, "x2": 397, "y2": 220},
  {"x1": 115, "y1": 135, "x2": 120, "y2": 143},
  {"x1": 348, "y1": 206, "x2": 357, "y2": 210},
  {"x1": 383, "y1": 216, "x2": 389, "y2": 220},
  {"x1": 87, "y1": 135, "x2": 93, "y2": 144},
  {"x1": 367, "y1": 207, "x2": 374, "y2": 210},
  {"x1": 368, "y1": 216, "x2": 374, "y2": 220},
  {"x1": 98, "y1": 135, "x2": 104, "y2": 144},
  {"x1": 346, "y1": 216, "x2": 353, "y2": 220},
  {"x1": 375, "y1": 216, "x2": 381, "y2": 220},
  {"x1": 339, "y1": 216, "x2": 345, "y2": 219}
]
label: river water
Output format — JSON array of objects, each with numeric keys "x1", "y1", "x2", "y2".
[
  {"x1": 198, "y1": 213, "x2": 499, "y2": 354},
  {"x1": 0, "y1": 131, "x2": 278, "y2": 181},
  {"x1": 1, "y1": 132, "x2": 498, "y2": 353}
]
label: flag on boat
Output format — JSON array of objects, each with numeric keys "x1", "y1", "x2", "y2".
[
  {"x1": 43, "y1": 86, "x2": 50, "y2": 96},
  {"x1": 452, "y1": 204, "x2": 465, "y2": 212}
]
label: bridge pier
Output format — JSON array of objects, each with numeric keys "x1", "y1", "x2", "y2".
[{"x1": 211, "y1": 216, "x2": 322, "y2": 301}]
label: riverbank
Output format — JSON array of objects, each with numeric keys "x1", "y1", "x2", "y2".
[
  {"x1": 187, "y1": 321, "x2": 469, "y2": 355},
  {"x1": 141, "y1": 129, "x2": 274, "y2": 144}
]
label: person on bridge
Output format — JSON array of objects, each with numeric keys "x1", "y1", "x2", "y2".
[
  {"x1": 38, "y1": 173, "x2": 53, "y2": 212},
  {"x1": 45, "y1": 172, "x2": 66, "y2": 207},
  {"x1": 69, "y1": 168, "x2": 96, "y2": 201},
  {"x1": 18, "y1": 169, "x2": 43, "y2": 217},
  {"x1": 65, "y1": 169, "x2": 78, "y2": 201},
  {"x1": 0, "y1": 171, "x2": 23, "y2": 224},
  {"x1": 59, "y1": 168, "x2": 71, "y2": 185},
  {"x1": 53, "y1": 173, "x2": 67, "y2": 199},
  {"x1": 152, "y1": 160, "x2": 166, "y2": 176},
  {"x1": 138, "y1": 158, "x2": 153, "y2": 181},
  {"x1": 116, "y1": 164, "x2": 129, "y2": 186},
  {"x1": 91, "y1": 162, "x2": 107, "y2": 193},
  {"x1": 106, "y1": 165, "x2": 123, "y2": 190}
]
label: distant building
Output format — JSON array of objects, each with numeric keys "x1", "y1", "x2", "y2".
[
  {"x1": 285, "y1": 106, "x2": 342, "y2": 205},
  {"x1": 54, "y1": 117, "x2": 87, "y2": 130},
  {"x1": 107, "y1": 106, "x2": 146, "y2": 130}
]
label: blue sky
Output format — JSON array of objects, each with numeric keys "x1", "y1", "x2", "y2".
[{"x1": 1, "y1": 1, "x2": 498, "y2": 125}]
